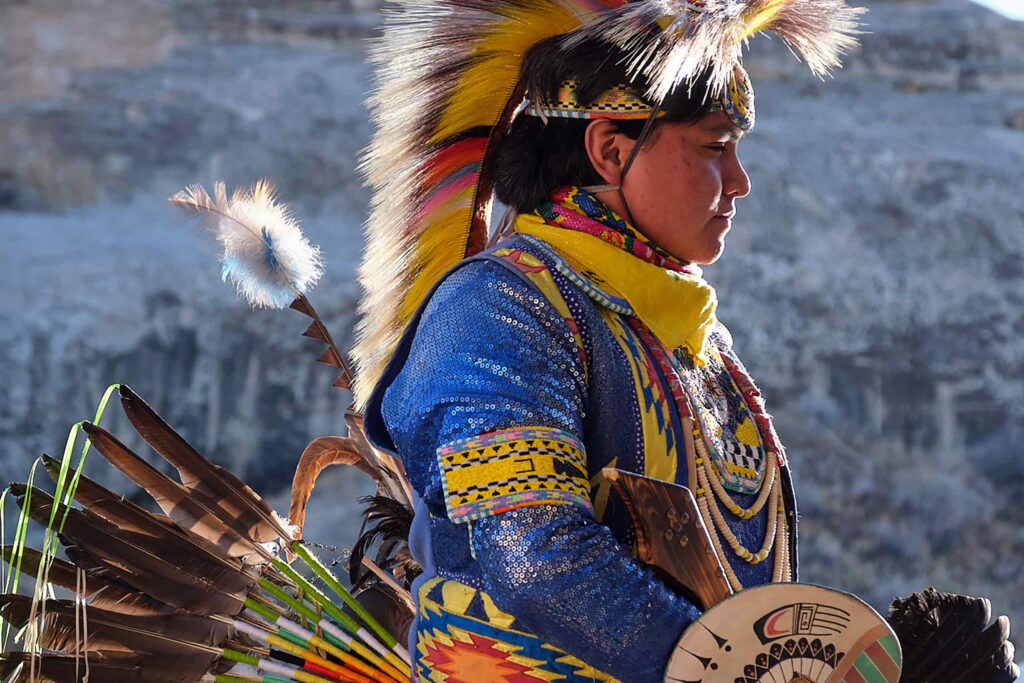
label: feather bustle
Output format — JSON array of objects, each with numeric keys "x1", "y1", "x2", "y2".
[
  {"x1": 1, "y1": 386, "x2": 417, "y2": 683},
  {"x1": 11, "y1": 484, "x2": 247, "y2": 616},
  {"x1": 0, "y1": 545, "x2": 173, "y2": 616},
  {"x1": 0, "y1": 652, "x2": 188, "y2": 683},
  {"x1": 0, "y1": 594, "x2": 231, "y2": 656},
  {"x1": 40, "y1": 454, "x2": 259, "y2": 595}
]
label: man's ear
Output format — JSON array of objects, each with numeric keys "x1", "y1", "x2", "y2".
[{"x1": 584, "y1": 119, "x2": 632, "y2": 186}]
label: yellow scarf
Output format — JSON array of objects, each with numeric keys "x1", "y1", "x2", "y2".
[{"x1": 515, "y1": 212, "x2": 719, "y2": 361}]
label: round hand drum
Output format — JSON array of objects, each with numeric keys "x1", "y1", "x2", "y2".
[{"x1": 665, "y1": 583, "x2": 902, "y2": 683}]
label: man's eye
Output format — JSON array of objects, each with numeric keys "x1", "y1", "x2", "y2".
[{"x1": 705, "y1": 144, "x2": 727, "y2": 152}]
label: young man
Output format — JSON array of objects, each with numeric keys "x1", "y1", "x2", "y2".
[
  {"x1": 358, "y1": 3, "x2": 1019, "y2": 680},
  {"x1": 356, "y1": 3, "x2": 881, "y2": 682},
  {"x1": 376, "y1": 49, "x2": 788, "y2": 683}
]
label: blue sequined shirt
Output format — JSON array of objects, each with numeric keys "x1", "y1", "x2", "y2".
[{"x1": 365, "y1": 235, "x2": 796, "y2": 682}]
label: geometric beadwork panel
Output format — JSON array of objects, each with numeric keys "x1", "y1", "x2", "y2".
[
  {"x1": 673, "y1": 347, "x2": 768, "y2": 495},
  {"x1": 436, "y1": 426, "x2": 592, "y2": 523}
]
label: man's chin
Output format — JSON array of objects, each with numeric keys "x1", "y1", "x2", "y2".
[{"x1": 690, "y1": 239, "x2": 727, "y2": 266}]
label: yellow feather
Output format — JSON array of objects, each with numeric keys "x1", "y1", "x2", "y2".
[
  {"x1": 741, "y1": 0, "x2": 788, "y2": 40},
  {"x1": 431, "y1": 3, "x2": 588, "y2": 143},
  {"x1": 400, "y1": 204, "x2": 476, "y2": 322}
]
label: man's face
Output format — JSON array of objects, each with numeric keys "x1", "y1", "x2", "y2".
[{"x1": 618, "y1": 111, "x2": 751, "y2": 265}]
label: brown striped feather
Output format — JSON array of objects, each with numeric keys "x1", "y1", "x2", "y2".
[
  {"x1": 40, "y1": 454, "x2": 260, "y2": 595},
  {"x1": 118, "y1": 385, "x2": 293, "y2": 544},
  {"x1": 11, "y1": 484, "x2": 246, "y2": 616},
  {"x1": 0, "y1": 545, "x2": 172, "y2": 616},
  {"x1": 0, "y1": 652, "x2": 199, "y2": 683},
  {"x1": 0, "y1": 594, "x2": 231, "y2": 655},
  {"x1": 80, "y1": 421, "x2": 261, "y2": 559}
]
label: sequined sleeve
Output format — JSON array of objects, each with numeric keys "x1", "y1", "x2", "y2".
[
  {"x1": 382, "y1": 261, "x2": 698, "y2": 682},
  {"x1": 382, "y1": 260, "x2": 589, "y2": 515},
  {"x1": 472, "y1": 505, "x2": 700, "y2": 682}
]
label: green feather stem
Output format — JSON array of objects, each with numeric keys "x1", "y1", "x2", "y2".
[
  {"x1": 255, "y1": 579, "x2": 356, "y2": 657},
  {"x1": 249, "y1": 591, "x2": 332, "y2": 641},
  {"x1": 246, "y1": 597, "x2": 281, "y2": 623},
  {"x1": 269, "y1": 558, "x2": 361, "y2": 637},
  {"x1": 291, "y1": 543, "x2": 398, "y2": 651},
  {"x1": 257, "y1": 579, "x2": 353, "y2": 650},
  {"x1": 0, "y1": 490, "x2": 6, "y2": 591},
  {"x1": 274, "y1": 550, "x2": 412, "y2": 675},
  {"x1": 258, "y1": 579, "x2": 330, "y2": 630},
  {"x1": 0, "y1": 460, "x2": 40, "y2": 650},
  {"x1": 224, "y1": 648, "x2": 261, "y2": 667},
  {"x1": 3, "y1": 460, "x2": 39, "y2": 602},
  {"x1": 31, "y1": 384, "x2": 120, "y2": 651},
  {"x1": 0, "y1": 385, "x2": 119, "y2": 652}
]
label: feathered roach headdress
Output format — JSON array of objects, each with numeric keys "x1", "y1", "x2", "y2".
[{"x1": 354, "y1": 0, "x2": 865, "y2": 406}]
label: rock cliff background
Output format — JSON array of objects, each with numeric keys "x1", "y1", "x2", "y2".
[{"x1": 1, "y1": 0, "x2": 1021, "y2": 662}]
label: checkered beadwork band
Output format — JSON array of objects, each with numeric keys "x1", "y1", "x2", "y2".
[
  {"x1": 522, "y1": 64, "x2": 755, "y2": 133},
  {"x1": 524, "y1": 80, "x2": 665, "y2": 121},
  {"x1": 436, "y1": 426, "x2": 593, "y2": 523}
]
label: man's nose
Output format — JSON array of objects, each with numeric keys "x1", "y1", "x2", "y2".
[{"x1": 725, "y1": 153, "x2": 751, "y2": 199}]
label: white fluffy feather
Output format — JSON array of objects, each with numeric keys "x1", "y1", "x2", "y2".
[{"x1": 170, "y1": 180, "x2": 323, "y2": 309}]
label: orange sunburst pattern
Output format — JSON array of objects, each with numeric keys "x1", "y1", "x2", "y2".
[
  {"x1": 418, "y1": 629, "x2": 540, "y2": 683},
  {"x1": 414, "y1": 576, "x2": 620, "y2": 683}
]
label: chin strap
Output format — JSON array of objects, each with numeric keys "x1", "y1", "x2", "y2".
[{"x1": 581, "y1": 101, "x2": 664, "y2": 228}]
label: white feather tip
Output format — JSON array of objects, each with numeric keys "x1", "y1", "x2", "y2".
[{"x1": 169, "y1": 180, "x2": 324, "y2": 309}]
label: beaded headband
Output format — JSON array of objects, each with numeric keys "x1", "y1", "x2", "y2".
[
  {"x1": 525, "y1": 81, "x2": 666, "y2": 121},
  {"x1": 524, "y1": 64, "x2": 755, "y2": 132}
]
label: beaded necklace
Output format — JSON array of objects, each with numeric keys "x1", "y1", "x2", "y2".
[
  {"x1": 627, "y1": 318, "x2": 791, "y2": 590},
  {"x1": 672, "y1": 347, "x2": 767, "y2": 494}
]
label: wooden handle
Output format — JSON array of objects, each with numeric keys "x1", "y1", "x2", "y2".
[{"x1": 602, "y1": 467, "x2": 733, "y2": 610}]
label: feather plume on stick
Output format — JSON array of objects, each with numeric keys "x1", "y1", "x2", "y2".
[{"x1": 169, "y1": 180, "x2": 323, "y2": 309}]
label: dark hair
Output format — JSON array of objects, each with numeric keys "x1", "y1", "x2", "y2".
[{"x1": 493, "y1": 37, "x2": 714, "y2": 213}]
